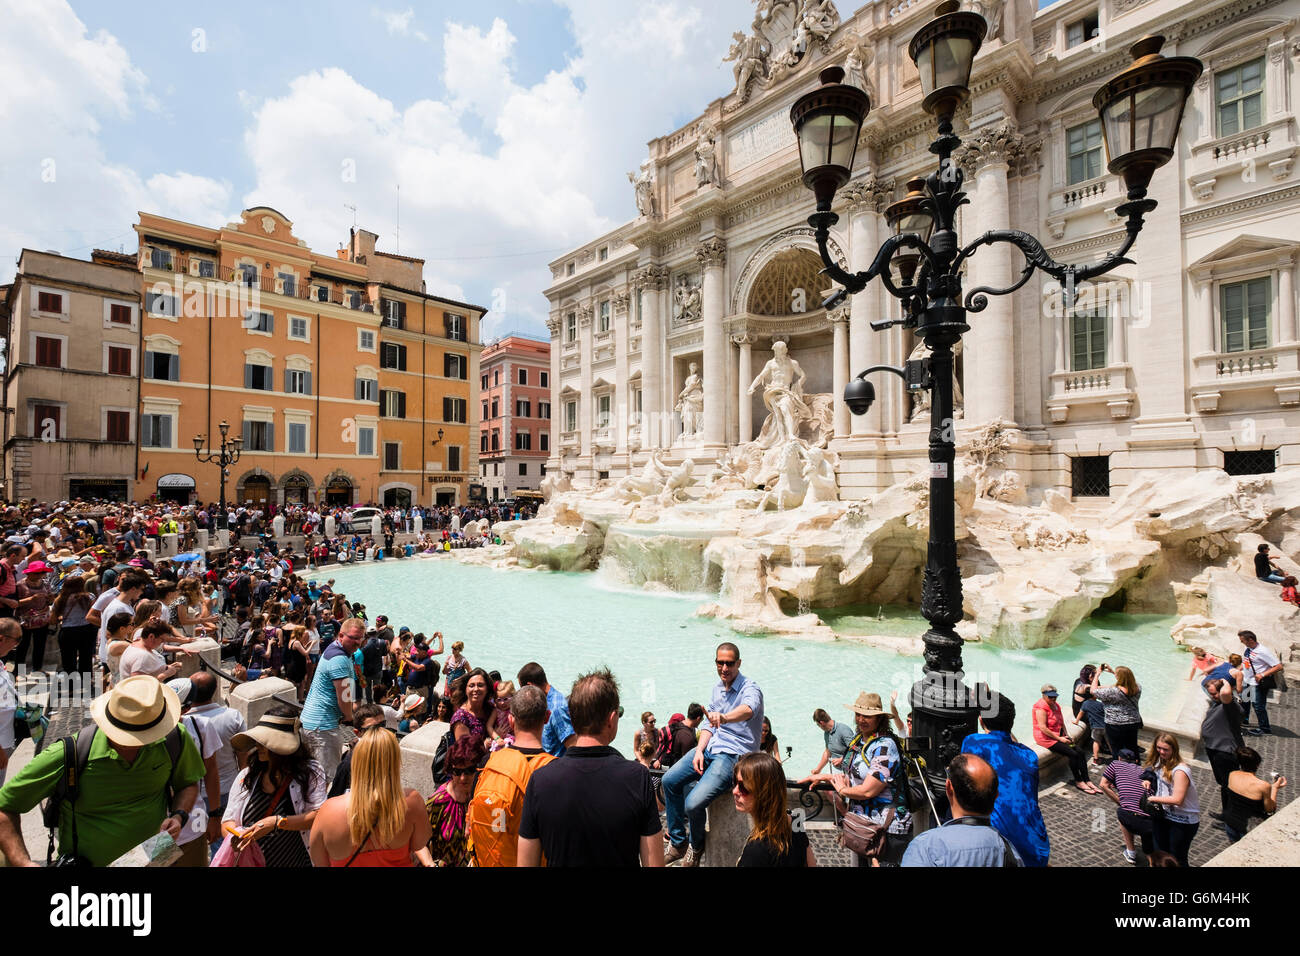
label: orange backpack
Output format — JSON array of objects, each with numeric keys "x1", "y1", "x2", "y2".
[{"x1": 469, "y1": 747, "x2": 554, "y2": 867}]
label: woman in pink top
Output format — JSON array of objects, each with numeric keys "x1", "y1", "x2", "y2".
[
  {"x1": 1033, "y1": 684, "x2": 1100, "y2": 794},
  {"x1": 1186, "y1": 647, "x2": 1221, "y2": 680},
  {"x1": 309, "y1": 727, "x2": 430, "y2": 867}
]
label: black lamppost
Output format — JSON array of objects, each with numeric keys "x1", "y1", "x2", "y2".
[
  {"x1": 789, "y1": 1, "x2": 1200, "y2": 790},
  {"x1": 194, "y1": 421, "x2": 243, "y2": 536}
]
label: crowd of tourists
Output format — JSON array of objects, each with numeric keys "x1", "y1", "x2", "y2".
[{"x1": 0, "y1": 495, "x2": 1289, "y2": 868}]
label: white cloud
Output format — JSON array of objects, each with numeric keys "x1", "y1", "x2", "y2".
[
  {"x1": 0, "y1": 0, "x2": 232, "y2": 278},
  {"x1": 374, "y1": 7, "x2": 428, "y2": 42}
]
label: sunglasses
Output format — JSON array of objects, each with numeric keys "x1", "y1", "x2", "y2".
[
  {"x1": 715, "y1": 659, "x2": 738, "y2": 668},
  {"x1": 733, "y1": 776, "x2": 750, "y2": 796},
  {"x1": 449, "y1": 766, "x2": 478, "y2": 778}
]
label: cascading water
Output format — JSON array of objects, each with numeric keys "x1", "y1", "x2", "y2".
[{"x1": 792, "y1": 548, "x2": 810, "y2": 617}]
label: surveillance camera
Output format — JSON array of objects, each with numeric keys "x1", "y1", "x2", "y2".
[{"x1": 843, "y1": 377, "x2": 876, "y2": 416}]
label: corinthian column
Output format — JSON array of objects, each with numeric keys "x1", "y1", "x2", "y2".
[
  {"x1": 957, "y1": 123, "x2": 1023, "y2": 425},
  {"x1": 828, "y1": 307, "x2": 851, "y2": 437},
  {"x1": 634, "y1": 265, "x2": 669, "y2": 448},
  {"x1": 578, "y1": 304, "x2": 594, "y2": 460},
  {"x1": 613, "y1": 289, "x2": 630, "y2": 456},
  {"x1": 839, "y1": 177, "x2": 892, "y2": 436},
  {"x1": 734, "y1": 333, "x2": 756, "y2": 443},
  {"x1": 545, "y1": 313, "x2": 561, "y2": 471},
  {"x1": 697, "y1": 237, "x2": 728, "y2": 450}
]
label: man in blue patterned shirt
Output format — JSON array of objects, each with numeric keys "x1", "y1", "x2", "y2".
[{"x1": 960, "y1": 692, "x2": 1050, "y2": 866}]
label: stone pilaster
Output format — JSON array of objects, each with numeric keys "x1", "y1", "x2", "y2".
[
  {"x1": 634, "y1": 265, "x2": 669, "y2": 448},
  {"x1": 841, "y1": 178, "x2": 891, "y2": 435},
  {"x1": 697, "y1": 237, "x2": 728, "y2": 450},
  {"x1": 578, "y1": 303, "x2": 594, "y2": 461},
  {"x1": 733, "y1": 333, "x2": 757, "y2": 444},
  {"x1": 828, "y1": 306, "x2": 851, "y2": 438}
]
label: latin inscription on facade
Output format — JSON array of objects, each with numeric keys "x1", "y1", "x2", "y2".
[{"x1": 728, "y1": 110, "x2": 797, "y2": 172}]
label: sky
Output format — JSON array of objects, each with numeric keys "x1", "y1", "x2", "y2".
[
  {"x1": 0, "y1": 0, "x2": 774, "y2": 340},
  {"x1": 1, "y1": 1, "x2": 1065, "y2": 339}
]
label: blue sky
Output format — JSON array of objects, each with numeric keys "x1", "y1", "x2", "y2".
[{"x1": 2, "y1": 1, "x2": 1064, "y2": 336}]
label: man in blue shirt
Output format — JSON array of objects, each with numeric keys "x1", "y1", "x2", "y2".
[
  {"x1": 662, "y1": 642, "x2": 763, "y2": 867},
  {"x1": 901, "y1": 754, "x2": 1022, "y2": 867},
  {"x1": 300, "y1": 617, "x2": 363, "y2": 782},
  {"x1": 960, "y1": 692, "x2": 1050, "y2": 866},
  {"x1": 517, "y1": 661, "x2": 575, "y2": 757}
]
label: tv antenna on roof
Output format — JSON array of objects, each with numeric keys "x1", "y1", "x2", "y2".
[{"x1": 344, "y1": 203, "x2": 358, "y2": 229}]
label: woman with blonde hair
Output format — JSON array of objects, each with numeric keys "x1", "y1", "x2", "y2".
[
  {"x1": 733, "y1": 752, "x2": 815, "y2": 867},
  {"x1": 1143, "y1": 732, "x2": 1200, "y2": 867},
  {"x1": 1090, "y1": 663, "x2": 1143, "y2": 757},
  {"x1": 309, "y1": 727, "x2": 430, "y2": 867}
]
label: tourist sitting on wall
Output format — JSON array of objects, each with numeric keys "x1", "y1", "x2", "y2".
[
  {"x1": 1254, "y1": 543, "x2": 1285, "y2": 584},
  {"x1": 1280, "y1": 575, "x2": 1300, "y2": 607},
  {"x1": 1186, "y1": 646, "x2": 1221, "y2": 681},
  {"x1": 1221, "y1": 747, "x2": 1286, "y2": 843}
]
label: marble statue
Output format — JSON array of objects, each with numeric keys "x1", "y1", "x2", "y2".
[
  {"x1": 628, "y1": 160, "x2": 656, "y2": 218},
  {"x1": 842, "y1": 31, "x2": 875, "y2": 96},
  {"x1": 791, "y1": 0, "x2": 839, "y2": 58},
  {"x1": 602, "y1": 449, "x2": 671, "y2": 502},
  {"x1": 724, "y1": 30, "x2": 770, "y2": 101},
  {"x1": 907, "y1": 339, "x2": 964, "y2": 424},
  {"x1": 694, "y1": 124, "x2": 722, "y2": 188},
  {"x1": 674, "y1": 277, "x2": 702, "y2": 324},
  {"x1": 748, "y1": 340, "x2": 810, "y2": 450},
  {"x1": 802, "y1": 445, "x2": 839, "y2": 504},
  {"x1": 540, "y1": 471, "x2": 572, "y2": 500},
  {"x1": 676, "y1": 363, "x2": 704, "y2": 442},
  {"x1": 757, "y1": 442, "x2": 810, "y2": 511},
  {"x1": 657, "y1": 459, "x2": 696, "y2": 508}
]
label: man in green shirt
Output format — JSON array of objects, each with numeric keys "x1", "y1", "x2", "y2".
[{"x1": 0, "y1": 675, "x2": 204, "y2": 866}]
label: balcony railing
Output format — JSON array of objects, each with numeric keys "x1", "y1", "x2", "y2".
[
  {"x1": 1217, "y1": 351, "x2": 1278, "y2": 377},
  {"x1": 1063, "y1": 371, "x2": 1111, "y2": 392}
]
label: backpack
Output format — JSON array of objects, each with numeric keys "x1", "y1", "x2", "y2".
[
  {"x1": 468, "y1": 748, "x2": 555, "y2": 867},
  {"x1": 431, "y1": 732, "x2": 452, "y2": 788},
  {"x1": 41, "y1": 724, "x2": 184, "y2": 865}
]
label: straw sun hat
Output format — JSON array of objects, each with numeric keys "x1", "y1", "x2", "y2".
[
  {"x1": 90, "y1": 675, "x2": 182, "y2": 747},
  {"x1": 846, "y1": 691, "x2": 889, "y2": 718},
  {"x1": 232, "y1": 712, "x2": 304, "y2": 755}
]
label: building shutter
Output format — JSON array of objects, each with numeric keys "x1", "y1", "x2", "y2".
[
  {"x1": 303, "y1": 371, "x2": 312, "y2": 395},
  {"x1": 399, "y1": 345, "x2": 407, "y2": 371},
  {"x1": 244, "y1": 365, "x2": 253, "y2": 389},
  {"x1": 398, "y1": 392, "x2": 407, "y2": 419},
  {"x1": 158, "y1": 416, "x2": 171, "y2": 449},
  {"x1": 284, "y1": 369, "x2": 292, "y2": 393},
  {"x1": 168, "y1": 354, "x2": 180, "y2": 381},
  {"x1": 242, "y1": 420, "x2": 252, "y2": 449},
  {"x1": 267, "y1": 422, "x2": 275, "y2": 452}
]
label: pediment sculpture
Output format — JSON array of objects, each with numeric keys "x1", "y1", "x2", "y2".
[{"x1": 724, "y1": 0, "x2": 842, "y2": 103}]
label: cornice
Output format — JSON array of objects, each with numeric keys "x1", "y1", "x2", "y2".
[{"x1": 1180, "y1": 183, "x2": 1300, "y2": 227}]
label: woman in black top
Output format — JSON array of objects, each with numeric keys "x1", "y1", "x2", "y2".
[
  {"x1": 732, "y1": 752, "x2": 814, "y2": 867},
  {"x1": 1223, "y1": 747, "x2": 1286, "y2": 842},
  {"x1": 1072, "y1": 665, "x2": 1096, "y2": 719}
]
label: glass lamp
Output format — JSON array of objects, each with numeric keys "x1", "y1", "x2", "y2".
[
  {"x1": 909, "y1": 0, "x2": 987, "y2": 118},
  {"x1": 790, "y1": 66, "x2": 871, "y2": 209},
  {"x1": 885, "y1": 178, "x2": 934, "y2": 286},
  {"x1": 1093, "y1": 36, "x2": 1202, "y2": 199}
]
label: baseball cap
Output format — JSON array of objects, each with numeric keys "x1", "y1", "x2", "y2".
[{"x1": 1040, "y1": 684, "x2": 1058, "y2": 697}]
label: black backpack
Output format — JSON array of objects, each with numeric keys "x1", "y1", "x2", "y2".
[
  {"x1": 431, "y1": 732, "x2": 451, "y2": 788},
  {"x1": 42, "y1": 724, "x2": 184, "y2": 865}
]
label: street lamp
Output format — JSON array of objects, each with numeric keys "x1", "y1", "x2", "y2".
[
  {"x1": 194, "y1": 420, "x2": 243, "y2": 537},
  {"x1": 790, "y1": 2, "x2": 1199, "y2": 792}
]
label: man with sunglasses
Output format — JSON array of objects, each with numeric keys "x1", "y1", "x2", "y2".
[{"x1": 662, "y1": 642, "x2": 763, "y2": 867}]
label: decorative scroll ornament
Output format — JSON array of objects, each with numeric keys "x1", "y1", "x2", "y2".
[
  {"x1": 953, "y1": 122, "x2": 1029, "y2": 176},
  {"x1": 696, "y1": 237, "x2": 728, "y2": 268},
  {"x1": 839, "y1": 177, "x2": 894, "y2": 213}
]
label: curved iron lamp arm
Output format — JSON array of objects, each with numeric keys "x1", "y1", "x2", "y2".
[
  {"x1": 953, "y1": 197, "x2": 1158, "y2": 312},
  {"x1": 810, "y1": 212, "x2": 942, "y2": 296}
]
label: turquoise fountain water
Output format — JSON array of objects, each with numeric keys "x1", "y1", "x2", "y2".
[{"x1": 324, "y1": 559, "x2": 1188, "y2": 766}]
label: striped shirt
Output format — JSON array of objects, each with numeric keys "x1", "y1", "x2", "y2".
[{"x1": 1103, "y1": 760, "x2": 1148, "y2": 815}]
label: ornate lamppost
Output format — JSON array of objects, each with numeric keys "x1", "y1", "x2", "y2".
[
  {"x1": 789, "y1": 1, "x2": 1200, "y2": 790},
  {"x1": 194, "y1": 421, "x2": 243, "y2": 538}
]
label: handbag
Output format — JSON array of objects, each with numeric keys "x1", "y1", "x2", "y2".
[
  {"x1": 837, "y1": 805, "x2": 894, "y2": 858},
  {"x1": 210, "y1": 772, "x2": 293, "y2": 868}
]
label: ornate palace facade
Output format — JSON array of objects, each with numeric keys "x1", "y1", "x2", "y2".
[{"x1": 545, "y1": 0, "x2": 1300, "y2": 499}]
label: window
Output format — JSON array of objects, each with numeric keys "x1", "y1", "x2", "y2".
[
  {"x1": 288, "y1": 422, "x2": 308, "y2": 454},
  {"x1": 345, "y1": 290, "x2": 363, "y2": 310},
  {"x1": 107, "y1": 346, "x2": 132, "y2": 376},
  {"x1": 567, "y1": 262, "x2": 576, "y2": 276},
  {"x1": 198, "y1": 260, "x2": 216, "y2": 279},
  {"x1": 34, "y1": 336, "x2": 62, "y2": 368},
  {"x1": 33, "y1": 403, "x2": 62, "y2": 439},
  {"x1": 237, "y1": 265, "x2": 258, "y2": 287},
  {"x1": 597, "y1": 394, "x2": 612, "y2": 428},
  {"x1": 381, "y1": 342, "x2": 408, "y2": 371},
  {"x1": 481, "y1": 375, "x2": 489, "y2": 390},
  {"x1": 109, "y1": 303, "x2": 133, "y2": 325},
  {"x1": 1216, "y1": 58, "x2": 1264, "y2": 137},
  {"x1": 149, "y1": 248, "x2": 173, "y2": 270},
  {"x1": 599, "y1": 246, "x2": 608, "y2": 261},
  {"x1": 540, "y1": 371, "x2": 549, "y2": 388},
  {"x1": 444, "y1": 397, "x2": 467, "y2": 423},
  {"x1": 1070, "y1": 310, "x2": 1107, "y2": 371},
  {"x1": 540, "y1": 433, "x2": 549, "y2": 452},
  {"x1": 289, "y1": 317, "x2": 309, "y2": 341},
  {"x1": 145, "y1": 351, "x2": 179, "y2": 381},
  {"x1": 242, "y1": 421, "x2": 274, "y2": 452},
  {"x1": 445, "y1": 353, "x2": 467, "y2": 379},
  {"x1": 278, "y1": 273, "x2": 296, "y2": 296},
  {"x1": 106, "y1": 410, "x2": 131, "y2": 443},
  {"x1": 358, "y1": 426, "x2": 376, "y2": 457},
  {"x1": 598, "y1": 471, "x2": 610, "y2": 481},
  {"x1": 482, "y1": 401, "x2": 489, "y2": 420},
  {"x1": 384, "y1": 442, "x2": 402, "y2": 470},
  {"x1": 383, "y1": 299, "x2": 407, "y2": 330},
  {"x1": 515, "y1": 431, "x2": 531, "y2": 451},
  {"x1": 493, "y1": 463, "x2": 500, "y2": 477},
  {"x1": 634, "y1": 389, "x2": 643, "y2": 419},
  {"x1": 147, "y1": 292, "x2": 178, "y2": 317},
  {"x1": 285, "y1": 369, "x2": 311, "y2": 395},
  {"x1": 1224, "y1": 449, "x2": 1277, "y2": 476},
  {"x1": 244, "y1": 311, "x2": 273, "y2": 334},
  {"x1": 598, "y1": 300, "x2": 611, "y2": 333},
  {"x1": 1071, "y1": 455, "x2": 1110, "y2": 498},
  {"x1": 142, "y1": 414, "x2": 172, "y2": 449},
  {"x1": 565, "y1": 401, "x2": 577, "y2": 432},
  {"x1": 491, "y1": 431, "x2": 500, "y2": 451},
  {"x1": 494, "y1": 370, "x2": 500, "y2": 387},
  {"x1": 518, "y1": 368, "x2": 528, "y2": 386},
  {"x1": 539, "y1": 401, "x2": 551, "y2": 419},
  {"x1": 359, "y1": 329, "x2": 376, "y2": 352},
  {"x1": 1066, "y1": 120, "x2": 1103, "y2": 184},
  {"x1": 566, "y1": 313, "x2": 576, "y2": 343},
  {"x1": 520, "y1": 463, "x2": 528, "y2": 476},
  {"x1": 315, "y1": 284, "x2": 330, "y2": 303},
  {"x1": 245, "y1": 364, "x2": 273, "y2": 391},
  {"x1": 517, "y1": 400, "x2": 531, "y2": 418},
  {"x1": 37, "y1": 291, "x2": 63, "y2": 314},
  {"x1": 1065, "y1": 13, "x2": 1099, "y2": 49},
  {"x1": 491, "y1": 399, "x2": 499, "y2": 419},
  {"x1": 445, "y1": 314, "x2": 466, "y2": 342},
  {"x1": 481, "y1": 434, "x2": 489, "y2": 453},
  {"x1": 540, "y1": 463, "x2": 547, "y2": 476},
  {"x1": 381, "y1": 389, "x2": 407, "y2": 419},
  {"x1": 448, "y1": 446, "x2": 462, "y2": 472},
  {"x1": 1220, "y1": 278, "x2": 1269, "y2": 352},
  {"x1": 355, "y1": 377, "x2": 378, "y2": 402}
]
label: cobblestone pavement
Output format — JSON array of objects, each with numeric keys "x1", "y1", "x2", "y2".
[{"x1": 1039, "y1": 689, "x2": 1295, "y2": 867}]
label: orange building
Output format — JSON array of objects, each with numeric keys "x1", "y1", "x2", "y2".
[{"x1": 134, "y1": 208, "x2": 484, "y2": 508}]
